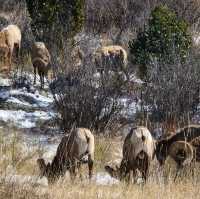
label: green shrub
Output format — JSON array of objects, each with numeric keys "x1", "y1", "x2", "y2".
[{"x1": 129, "y1": 5, "x2": 192, "y2": 78}]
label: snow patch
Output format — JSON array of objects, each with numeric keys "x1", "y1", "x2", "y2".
[
  {"x1": 9, "y1": 89, "x2": 54, "y2": 108},
  {"x1": 0, "y1": 77, "x2": 11, "y2": 86},
  {"x1": 0, "y1": 110, "x2": 55, "y2": 128},
  {"x1": 7, "y1": 96, "x2": 32, "y2": 106},
  {"x1": 94, "y1": 172, "x2": 119, "y2": 185},
  {"x1": 129, "y1": 74, "x2": 144, "y2": 84}
]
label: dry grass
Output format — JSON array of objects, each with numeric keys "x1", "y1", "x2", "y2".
[
  {"x1": 0, "y1": 178, "x2": 200, "y2": 199},
  {"x1": 0, "y1": 129, "x2": 42, "y2": 176},
  {"x1": 0, "y1": 129, "x2": 200, "y2": 199}
]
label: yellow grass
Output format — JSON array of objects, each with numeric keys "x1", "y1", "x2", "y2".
[
  {"x1": 0, "y1": 129, "x2": 200, "y2": 199},
  {"x1": 0, "y1": 178, "x2": 200, "y2": 199}
]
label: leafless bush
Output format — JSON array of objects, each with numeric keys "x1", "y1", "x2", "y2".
[
  {"x1": 140, "y1": 48, "x2": 200, "y2": 128},
  {"x1": 50, "y1": 38, "x2": 135, "y2": 132},
  {"x1": 85, "y1": 0, "x2": 157, "y2": 45}
]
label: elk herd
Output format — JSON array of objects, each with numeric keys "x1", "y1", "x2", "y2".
[
  {"x1": 0, "y1": 24, "x2": 199, "y2": 185},
  {"x1": 0, "y1": 24, "x2": 129, "y2": 89},
  {"x1": 0, "y1": 24, "x2": 51, "y2": 88},
  {"x1": 37, "y1": 125, "x2": 200, "y2": 184}
]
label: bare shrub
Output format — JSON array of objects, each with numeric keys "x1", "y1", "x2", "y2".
[
  {"x1": 50, "y1": 38, "x2": 135, "y2": 132},
  {"x1": 140, "y1": 48, "x2": 200, "y2": 128}
]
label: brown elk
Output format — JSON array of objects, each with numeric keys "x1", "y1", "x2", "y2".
[
  {"x1": 105, "y1": 126, "x2": 155, "y2": 182},
  {"x1": 0, "y1": 24, "x2": 21, "y2": 73},
  {"x1": 37, "y1": 128, "x2": 94, "y2": 184},
  {"x1": 155, "y1": 125, "x2": 200, "y2": 166},
  {"x1": 31, "y1": 42, "x2": 51, "y2": 89},
  {"x1": 94, "y1": 45, "x2": 127, "y2": 73}
]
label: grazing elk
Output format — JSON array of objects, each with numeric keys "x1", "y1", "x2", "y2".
[
  {"x1": 105, "y1": 126, "x2": 155, "y2": 182},
  {"x1": 0, "y1": 24, "x2": 21, "y2": 72},
  {"x1": 94, "y1": 45, "x2": 127, "y2": 74},
  {"x1": 31, "y1": 42, "x2": 51, "y2": 89},
  {"x1": 37, "y1": 128, "x2": 94, "y2": 184},
  {"x1": 154, "y1": 125, "x2": 200, "y2": 181},
  {"x1": 155, "y1": 125, "x2": 200, "y2": 166}
]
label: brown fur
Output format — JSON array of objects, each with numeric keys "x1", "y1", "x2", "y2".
[
  {"x1": 155, "y1": 125, "x2": 200, "y2": 165},
  {"x1": 31, "y1": 42, "x2": 51, "y2": 88},
  {"x1": 105, "y1": 126, "x2": 155, "y2": 182},
  {"x1": 37, "y1": 128, "x2": 94, "y2": 183},
  {"x1": 0, "y1": 25, "x2": 21, "y2": 72},
  {"x1": 94, "y1": 45, "x2": 127, "y2": 73}
]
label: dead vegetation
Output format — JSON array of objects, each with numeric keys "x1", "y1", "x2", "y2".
[{"x1": 1, "y1": 128, "x2": 200, "y2": 199}]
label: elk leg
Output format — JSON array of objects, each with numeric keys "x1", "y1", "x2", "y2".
[
  {"x1": 40, "y1": 74, "x2": 42, "y2": 89},
  {"x1": 42, "y1": 73, "x2": 44, "y2": 89},
  {"x1": 4, "y1": 51, "x2": 8, "y2": 69},
  {"x1": 17, "y1": 43, "x2": 20, "y2": 59},
  {"x1": 88, "y1": 154, "x2": 93, "y2": 179},
  {"x1": 69, "y1": 159, "x2": 77, "y2": 181},
  {"x1": 34, "y1": 67, "x2": 37, "y2": 85},
  {"x1": 14, "y1": 43, "x2": 20, "y2": 63},
  {"x1": 174, "y1": 169, "x2": 179, "y2": 182},
  {"x1": 77, "y1": 162, "x2": 83, "y2": 180},
  {"x1": 119, "y1": 159, "x2": 129, "y2": 180},
  {"x1": 142, "y1": 167, "x2": 149, "y2": 183},
  {"x1": 142, "y1": 162, "x2": 149, "y2": 183},
  {"x1": 42, "y1": 72, "x2": 45, "y2": 89},
  {"x1": 132, "y1": 169, "x2": 137, "y2": 184},
  {"x1": 124, "y1": 169, "x2": 132, "y2": 183},
  {"x1": 174, "y1": 166, "x2": 182, "y2": 182},
  {"x1": 120, "y1": 164, "x2": 131, "y2": 182},
  {"x1": 39, "y1": 73, "x2": 43, "y2": 89},
  {"x1": 8, "y1": 50, "x2": 12, "y2": 74}
]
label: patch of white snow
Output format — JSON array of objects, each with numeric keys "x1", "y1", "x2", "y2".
[
  {"x1": 0, "y1": 110, "x2": 55, "y2": 128},
  {"x1": 94, "y1": 172, "x2": 119, "y2": 185}
]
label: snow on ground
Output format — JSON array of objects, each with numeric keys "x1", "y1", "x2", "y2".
[
  {"x1": 0, "y1": 89, "x2": 54, "y2": 108},
  {"x1": 0, "y1": 76, "x2": 11, "y2": 86},
  {"x1": 118, "y1": 97, "x2": 140, "y2": 117},
  {"x1": 0, "y1": 73, "x2": 55, "y2": 129},
  {"x1": 93, "y1": 172, "x2": 119, "y2": 185},
  {"x1": 0, "y1": 172, "x2": 119, "y2": 187},
  {"x1": 6, "y1": 96, "x2": 32, "y2": 106},
  {"x1": 129, "y1": 74, "x2": 144, "y2": 84},
  {"x1": 0, "y1": 110, "x2": 55, "y2": 128}
]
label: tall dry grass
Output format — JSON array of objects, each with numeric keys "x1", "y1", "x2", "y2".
[
  {"x1": 1, "y1": 177, "x2": 200, "y2": 199},
  {"x1": 0, "y1": 128, "x2": 200, "y2": 199}
]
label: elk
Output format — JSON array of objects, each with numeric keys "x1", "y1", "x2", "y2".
[
  {"x1": 155, "y1": 125, "x2": 200, "y2": 166},
  {"x1": 37, "y1": 128, "x2": 94, "y2": 184},
  {"x1": 154, "y1": 125, "x2": 200, "y2": 181},
  {"x1": 31, "y1": 42, "x2": 51, "y2": 89},
  {"x1": 105, "y1": 126, "x2": 155, "y2": 182},
  {"x1": 0, "y1": 24, "x2": 21, "y2": 72},
  {"x1": 94, "y1": 45, "x2": 127, "y2": 74}
]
